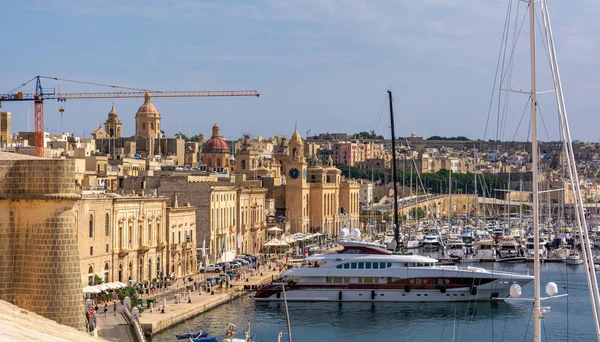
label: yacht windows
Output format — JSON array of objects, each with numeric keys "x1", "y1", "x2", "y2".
[
  {"x1": 344, "y1": 263, "x2": 350, "y2": 269},
  {"x1": 358, "y1": 262, "x2": 364, "y2": 269},
  {"x1": 334, "y1": 262, "x2": 393, "y2": 269},
  {"x1": 373, "y1": 263, "x2": 379, "y2": 269},
  {"x1": 366, "y1": 262, "x2": 372, "y2": 269},
  {"x1": 351, "y1": 263, "x2": 357, "y2": 269}
]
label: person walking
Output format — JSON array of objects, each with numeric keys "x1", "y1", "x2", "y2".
[
  {"x1": 113, "y1": 301, "x2": 117, "y2": 316},
  {"x1": 103, "y1": 302, "x2": 108, "y2": 317}
]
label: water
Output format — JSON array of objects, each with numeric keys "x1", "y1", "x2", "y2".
[{"x1": 153, "y1": 263, "x2": 597, "y2": 341}]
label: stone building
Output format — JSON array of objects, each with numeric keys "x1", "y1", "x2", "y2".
[
  {"x1": 276, "y1": 126, "x2": 362, "y2": 236},
  {"x1": 113, "y1": 195, "x2": 166, "y2": 284},
  {"x1": 121, "y1": 175, "x2": 241, "y2": 264},
  {"x1": 237, "y1": 186, "x2": 267, "y2": 254},
  {"x1": 1, "y1": 111, "x2": 11, "y2": 145},
  {"x1": 202, "y1": 123, "x2": 231, "y2": 173},
  {"x1": 105, "y1": 105, "x2": 123, "y2": 138},
  {"x1": 0, "y1": 152, "x2": 85, "y2": 330},
  {"x1": 166, "y1": 196, "x2": 197, "y2": 278},
  {"x1": 74, "y1": 195, "x2": 114, "y2": 287},
  {"x1": 136, "y1": 92, "x2": 161, "y2": 139}
]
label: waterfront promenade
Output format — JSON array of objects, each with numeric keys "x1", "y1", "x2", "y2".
[{"x1": 139, "y1": 268, "x2": 280, "y2": 335}]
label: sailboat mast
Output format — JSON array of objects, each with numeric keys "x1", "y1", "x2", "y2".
[
  {"x1": 388, "y1": 90, "x2": 400, "y2": 250},
  {"x1": 474, "y1": 145, "x2": 478, "y2": 225},
  {"x1": 529, "y1": 0, "x2": 542, "y2": 340}
]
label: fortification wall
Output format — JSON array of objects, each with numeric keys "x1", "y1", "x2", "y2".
[{"x1": 0, "y1": 153, "x2": 85, "y2": 330}]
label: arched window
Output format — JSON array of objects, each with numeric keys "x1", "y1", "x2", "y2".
[
  {"x1": 109, "y1": 128, "x2": 114, "y2": 137},
  {"x1": 207, "y1": 159, "x2": 212, "y2": 167},
  {"x1": 217, "y1": 159, "x2": 222, "y2": 167},
  {"x1": 89, "y1": 214, "x2": 94, "y2": 237},
  {"x1": 241, "y1": 160, "x2": 246, "y2": 170},
  {"x1": 104, "y1": 263, "x2": 109, "y2": 282},
  {"x1": 292, "y1": 148, "x2": 298, "y2": 158},
  {"x1": 105, "y1": 213, "x2": 109, "y2": 236},
  {"x1": 150, "y1": 122, "x2": 155, "y2": 130},
  {"x1": 311, "y1": 175, "x2": 315, "y2": 182},
  {"x1": 251, "y1": 159, "x2": 256, "y2": 169},
  {"x1": 142, "y1": 122, "x2": 146, "y2": 130},
  {"x1": 326, "y1": 175, "x2": 331, "y2": 183}
]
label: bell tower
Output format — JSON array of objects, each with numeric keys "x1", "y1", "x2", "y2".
[{"x1": 285, "y1": 124, "x2": 310, "y2": 234}]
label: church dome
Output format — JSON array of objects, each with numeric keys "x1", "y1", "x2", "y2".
[
  {"x1": 136, "y1": 92, "x2": 160, "y2": 117},
  {"x1": 203, "y1": 123, "x2": 229, "y2": 153},
  {"x1": 290, "y1": 124, "x2": 303, "y2": 145}
]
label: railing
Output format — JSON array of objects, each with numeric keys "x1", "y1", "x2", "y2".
[{"x1": 123, "y1": 307, "x2": 146, "y2": 342}]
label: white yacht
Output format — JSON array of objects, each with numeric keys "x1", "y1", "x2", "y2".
[
  {"x1": 445, "y1": 235, "x2": 466, "y2": 259},
  {"x1": 255, "y1": 243, "x2": 533, "y2": 302},
  {"x1": 473, "y1": 239, "x2": 496, "y2": 261},
  {"x1": 525, "y1": 235, "x2": 548, "y2": 259}
]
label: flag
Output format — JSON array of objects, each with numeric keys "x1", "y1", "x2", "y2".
[
  {"x1": 221, "y1": 238, "x2": 226, "y2": 256},
  {"x1": 237, "y1": 233, "x2": 242, "y2": 249},
  {"x1": 202, "y1": 239, "x2": 206, "y2": 258}
]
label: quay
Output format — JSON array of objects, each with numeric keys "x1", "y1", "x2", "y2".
[{"x1": 139, "y1": 268, "x2": 280, "y2": 336}]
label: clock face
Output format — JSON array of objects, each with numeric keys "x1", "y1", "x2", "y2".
[{"x1": 289, "y1": 168, "x2": 300, "y2": 179}]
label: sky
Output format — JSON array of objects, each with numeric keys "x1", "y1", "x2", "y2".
[{"x1": 1, "y1": 0, "x2": 599, "y2": 142}]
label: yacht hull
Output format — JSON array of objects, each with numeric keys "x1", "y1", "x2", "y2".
[{"x1": 254, "y1": 280, "x2": 529, "y2": 302}]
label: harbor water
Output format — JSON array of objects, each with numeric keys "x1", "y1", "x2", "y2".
[{"x1": 152, "y1": 262, "x2": 597, "y2": 341}]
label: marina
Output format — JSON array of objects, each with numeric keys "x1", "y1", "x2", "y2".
[{"x1": 152, "y1": 262, "x2": 597, "y2": 342}]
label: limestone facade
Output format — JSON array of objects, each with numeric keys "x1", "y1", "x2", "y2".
[
  {"x1": 201, "y1": 123, "x2": 231, "y2": 173},
  {"x1": 113, "y1": 196, "x2": 166, "y2": 284},
  {"x1": 237, "y1": 187, "x2": 267, "y2": 254},
  {"x1": 166, "y1": 199, "x2": 197, "y2": 277},
  {"x1": 135, "y1": 93, "x2": 161, "y2": 139},
  {"x1": 0, "y1": 152, "x2": 85, "y2": 330}
]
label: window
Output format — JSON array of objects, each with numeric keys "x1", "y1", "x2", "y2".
[
  {"x1": 387, "y1": 262, "x2": 392, "y2": 268},
  {"x1": 90, "y1": 246, "x2": 93, "y2": 255},
  {"x1": 358, "y1": 262, "x2": 364, "y2": 269},
  {"x1": 336, "y1": 264, "x2": 342, "y2": 269},
  {"x1": 379, "y1": 262, "x2": 385, "y2": 269},
  {"x1": 351, "y1": 263, "x2": 357, "y2": 269},
  {"x1": 366, "y1": 262, "x2": 372, "y2": 269},
  {"x1": 105, "y1": 213, "x2": 109, "y2": 236},
  {"x1": 142, "y1": 122, "x2": 146, "y2": 129},
  {"x1": 343, "y1": 263, "x2": 350, "y2": 269},
  {"x1": 150, "y1": 122, "x2": 155, "y2": 130},
  {"x1": 373, "y1": 262, "x2": 379, "y2": 269},
  {"x1": 106, "y1": 244, "x2": 109, "y2": 253},
  {"x1": 89, "y1": 214, "x2": 94, "y2": 237}
]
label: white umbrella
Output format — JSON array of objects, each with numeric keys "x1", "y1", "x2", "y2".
[
  {"x1": 117, "y1": 281, "x2": 128, "y2": 288},
  {"x1": 267, "y1": 227, "x2": 283, "y2": 232},
  {"x1": 97, "y1": 283, "x2": 111, "y2": 291},
  {"x1": 83, "y1": 285, "x2": 101, "y2": 294},
  {"x1": 105, "y1": 282, "x2": 119, "y2": 290},
  {"x1": 264, "y1": 238, "x2": 289, "y2": 247}
]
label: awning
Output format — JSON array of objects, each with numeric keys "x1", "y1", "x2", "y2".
[{"x1": 83, "y1": 286, "x2": 101, "y2": 294}]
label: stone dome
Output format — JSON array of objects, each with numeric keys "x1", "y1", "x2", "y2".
[
  {"x1": 290, "y1": 123, "x2": 303, "y2": 146},
  {"x1": 107, "y1": 105, "x2": 122, "y2": 124},
  {"x1": 136, "y1": 92, "x2": 160, "y2": 117},
  {"x1": 203, "y1": 123, "x2": 229, "y2": 153}
]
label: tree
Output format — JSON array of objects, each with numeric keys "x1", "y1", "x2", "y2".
[
  {"x1": 426, "y1": 135, "x2": 470, "y2": 141},
  {"x1": 176, "y1": 132, "x2": 188, "y2": 140},
  {"x1": 94, "y1": 274, "x2": 103, "y2": 285}
]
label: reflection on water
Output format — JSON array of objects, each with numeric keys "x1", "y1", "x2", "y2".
[{"x1": 152, "y1": 263, "x2": 595, "y2": 342}]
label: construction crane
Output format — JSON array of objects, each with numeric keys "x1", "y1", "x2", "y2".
[{"x1": 0, "y1": 76, "x2": 260, "y2": 157}]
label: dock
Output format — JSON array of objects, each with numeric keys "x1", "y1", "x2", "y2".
[{"x1": 139, "y1": 269, "x2": 280, "y2": 336}]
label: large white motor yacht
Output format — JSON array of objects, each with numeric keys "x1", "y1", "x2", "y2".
[{"x1": 255, "y1": 242, "x2": 533, "y2": 302}]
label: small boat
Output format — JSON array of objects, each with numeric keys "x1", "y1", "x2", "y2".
[
  {"x1": 566, "y1": 252, "x2": 584, "y2": 265},
  {"x1": 222, "y1": 322, "x2": 253, "y2": 342},
  {"x1": 176, "y1": 332, "x2": 208, "y2": 340},
  {"x1": 192, "y1": 338, "x2": 216, "y2": 342}
]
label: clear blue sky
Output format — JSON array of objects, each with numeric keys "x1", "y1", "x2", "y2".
[{"x1": 1, "y1": 0, "x2": 598, "y2": 142}]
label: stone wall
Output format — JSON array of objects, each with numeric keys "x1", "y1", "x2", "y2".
[{"x1": 0, "y1": 152, "x2": 85, "y2": 330}]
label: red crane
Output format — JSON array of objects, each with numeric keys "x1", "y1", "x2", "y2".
[{"x1": 0, "y1": 76, "x2": 260, "y2": 157}]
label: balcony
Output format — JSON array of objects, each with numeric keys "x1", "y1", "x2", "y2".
[
  {"x1": 137, "y1": 245, "x2": 150, "y2": 254},
  {"x1": 118, "y1": 249, "x2": 129, "y2": 258}
]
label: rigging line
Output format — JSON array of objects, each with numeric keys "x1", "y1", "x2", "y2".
[
  {"x1": 392, "y1": 101, "x2": 440, "y2": 227},
  {"x1": 3, "y1": 76, "x2": 38, "y2": 95},
  {"x1": 500, "y1": 5, "x2": 530, "y2": 86},
  {"x1": 38, "y1": 76, "x2": 158, "y2": 92},
  {"x1": 522, "y1": 303, "x2": 535, "y2": 342},
  {"x1": 372, "y1": 96, "x2": 387, "y2": 134},
  {"x1": 500, "y1": 0, "x2": 522, "y2": 142},
  {"x1": 510, "y1": 96, "x2": 532, "y2": 143},
  {"x1": 483, "y1": 0, "x2": 514, "y2": 141},
  {"x1": 536, "y1": 102, "x2": 552, "y2": 142},
  {"x1": 496, "y1": 0, "x2": 514, "y2": 143}
]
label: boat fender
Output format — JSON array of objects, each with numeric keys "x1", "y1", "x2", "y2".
[
  {"x1": 470, "y1": 285, "x2": 478, "y2": 296},
  {"x1": 277, "y1": 292, "x2": 281, "y2": 299},
  {"x1": 404, "y1": 284, "x2": 411, "y2": 293},
  {"x1": 338, "y1": 290, "x2": 342, "y2": 301},
  {"x1": 439, "y1": 285, "x2": 447, "y2": 294},
  {"x1": 371, "y1": 290, "x2": 376, "y2": 300}
]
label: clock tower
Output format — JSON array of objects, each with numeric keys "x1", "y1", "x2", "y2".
[{"x1": 285, "y1": 124, "x2": 310, "y2": 234}]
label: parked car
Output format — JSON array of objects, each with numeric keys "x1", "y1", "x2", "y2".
[
  {"x1": 235, "y1": 258, "x2": 249, "y2": 266},
  {"x1": 205, "y1": 278, "x2": 218, "y2": 286},
  {"x1": 199, "y1": 264, "x2": 222, "y2": 273},
  {"x1": 215, "y1": 262, "x2": 229, "y2": 270},
  {"x1": 229, "y1": 261, "x2": 242, "y2": 269}
]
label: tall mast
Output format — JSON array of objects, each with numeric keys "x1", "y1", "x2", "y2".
[
  {"x1": 473, "y1": 145, "x2": 478, "y2": 225},
  {"x1": 388, "y1": 90, "x2": 400, "y2": 250},
  {"x1": 529, "y1": 0, "x2": 542, "y2": 340}
]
